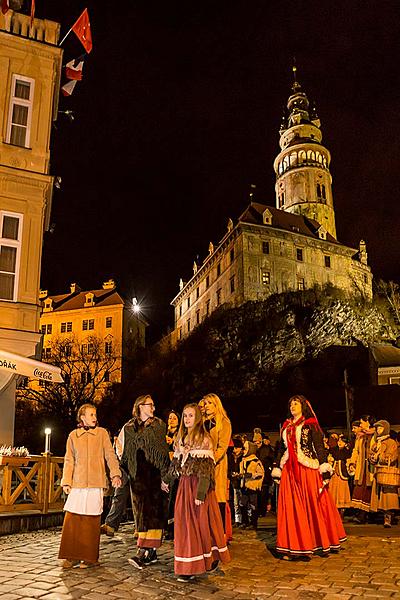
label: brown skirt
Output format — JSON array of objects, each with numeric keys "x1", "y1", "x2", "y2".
[
  {"x1": 329, "y1": 473, "x2": 351, "y2": 508},
  {"x1": 352, "y1": 471, "x2": 372, "y2": 512},
  {"x1": 58, "y1": 512, "x2": 101, "y2": 563},
  {"x1": 370, "y1": 479, "x2": 400, "y2": 512}
]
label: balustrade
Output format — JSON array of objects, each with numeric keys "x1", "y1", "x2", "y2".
[{"x1": 0, "y1": 454, "x2": 64, "y2": 514}]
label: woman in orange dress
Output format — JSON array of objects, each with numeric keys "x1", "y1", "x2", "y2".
[{"x1": 272, "y1": 395, "x2": 346, "y2": 559}]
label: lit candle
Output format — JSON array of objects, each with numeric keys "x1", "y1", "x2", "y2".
[{"x1": 44, "y1": 428, "x2": 51, "y2": 454}]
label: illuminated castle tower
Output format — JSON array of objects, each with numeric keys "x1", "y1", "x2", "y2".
[{"x1": 274, "y1": 66, "x2": 336, "y2": 239}]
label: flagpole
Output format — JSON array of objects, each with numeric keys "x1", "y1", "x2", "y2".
[{"x1": 59, "y1": 27, "x2": 73, "y2": 47}]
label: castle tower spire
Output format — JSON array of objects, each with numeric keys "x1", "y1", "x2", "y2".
[{"x1": 273, "y1": 67, "x2": 336, "y2": 239}]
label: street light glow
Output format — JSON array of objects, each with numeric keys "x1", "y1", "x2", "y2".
[{"x1": 132, "y1": 297, "x2": 140, "y2": 313}]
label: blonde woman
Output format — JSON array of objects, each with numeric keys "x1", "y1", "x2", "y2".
[
  {"x1": 201, "y1": 393, "x2": 232, "y2": 530},
  {"x1": 59, "y1": 404, "x2": 122, "y2": 568},
  {"x1": 171, "y1": 404, "x2": 230, "y2": 581}
]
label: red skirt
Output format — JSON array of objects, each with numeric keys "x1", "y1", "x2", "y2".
[
  {"x1": 276, "y1": 463, "x2": 346, "y2": 556},
  {"x1": 174, "y1": 475, "x2": 230, "y2": 575}
]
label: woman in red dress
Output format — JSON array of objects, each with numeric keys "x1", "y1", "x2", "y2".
[
  {"x1": 272, "y1": 395, "x2": 346, "y2": 559},
  {"x1": 171, "y1": 403, "x2": 230, "y2": 582}
]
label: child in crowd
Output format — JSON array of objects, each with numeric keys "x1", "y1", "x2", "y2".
[
  {"x1": 59, "y1": 404, "x2": 121, "y2": 568},
  {"x1": 328, "y1": 435, "x2": 352, "y2": 516},
  {"x1": 239, "y1": 442, "x2": 264, "y2": 529},
  {"x1": 170, "y1": 403, "x2": 230, "y2": 582}
]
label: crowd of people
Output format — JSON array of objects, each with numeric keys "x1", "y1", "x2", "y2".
[{"x1": 57, "y1": 394, "x2": 400, "y2": 577}]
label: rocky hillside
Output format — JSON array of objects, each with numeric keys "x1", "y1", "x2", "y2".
[{"x1": 123, "y1": 286, "x2": 395, "y2": 431}]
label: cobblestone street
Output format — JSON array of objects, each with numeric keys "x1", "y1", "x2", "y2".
[{"x1": 0, "y1": 519, "x2": 399, "y2": 600}]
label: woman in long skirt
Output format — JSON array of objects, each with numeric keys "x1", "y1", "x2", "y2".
[
  {"x1": 171, "y1": 403, "x2": 230, "y2": 582},
  {"x1": 272, "y1": 395, "x2": 346, "y2": 559},
  {"x1": 59, "y1": 404, "x2": 121, "y2": 568}
]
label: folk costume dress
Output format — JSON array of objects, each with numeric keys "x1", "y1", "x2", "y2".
[
  {"x1": 59, "y1": 426, "x2": 121, "y2": 564},
  {"x1": 275, "y1": 416, "x2": 346, "y2": 557},
  {"x1": 328, "y1": 446, "x2": 352, "y2": 509},
  {"x1": 121, "y1": 416, "x2": 170, "y2": 550},
  {"x1": 369, "y1": 422, "x2": 399, "y2": 514},
  {"x1": 350, "y1": 429, "x2": 374, "y2": 512},
  {"x1": 171, "y1": 437, "x2": 230, "y2": 576}
]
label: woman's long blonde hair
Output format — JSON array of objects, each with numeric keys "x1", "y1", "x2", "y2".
[
  {"x1": 202, "y1": 393, "x2": 229, "y2": 432},
  {"x1": 176, "y1": 403, "x2": 208, "y2": 448}
]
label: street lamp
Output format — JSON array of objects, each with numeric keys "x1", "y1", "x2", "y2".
[
  {"x1": 132, "y1": 297, "x2": 140, "y2": 314},
  {"x1": 44, "y1": 428, "x2": 52, "y2": 454}
]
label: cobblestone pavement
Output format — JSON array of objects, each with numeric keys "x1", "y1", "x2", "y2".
[{"x1": 0, "y1": 518, "x2": 399, "y2": 599}]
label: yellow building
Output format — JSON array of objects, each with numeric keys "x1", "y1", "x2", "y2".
[
  {"x1": 0, "y1": 9, "x2": 62, "y2": 442},
  {"x1": 171, "y1": 76, "x2": 373, "y2": 341},
  {"x1": 38, "y1": 280, "x2": 147, "y2": 393}
]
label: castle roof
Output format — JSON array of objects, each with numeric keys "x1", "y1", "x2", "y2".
[
  {"x1": 239, "y1": 202, "x2": 338, "y2": 243},
  {"x1": 41, "y1": 288, "x2": 125, "y2": 312}
]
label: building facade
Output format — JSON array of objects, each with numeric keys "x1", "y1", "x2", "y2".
[
  {"x1": 37, "y1": 280, "x2": 147, "y2": 394},
  {"x1": 0, "y1": 8, "x2": 62, "y2": 442},
  {"x1": 171, "y1": 77, "x2": 372, "y2": 341}
]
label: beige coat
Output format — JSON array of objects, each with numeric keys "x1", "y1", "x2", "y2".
[
  {"x1": 349, "y1": 431, "x2": 374, "y2": 486},
  {"x1": 61, "y1": 427, "x2": 121, "y2": 489},
  {"x1": 208, "y1": 416, "x2": 232, "y2": 502}
]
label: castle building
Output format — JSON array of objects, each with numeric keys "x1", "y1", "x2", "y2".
[
  {"x1": 37, "y1": 280, "x2": 147, "y2": 393},
  {"x1": 0, "y1": 8, "x2": 62, "y2": 442},
  {"x1": 171, "y1": 75, "x2": 372, "y2": 341}
]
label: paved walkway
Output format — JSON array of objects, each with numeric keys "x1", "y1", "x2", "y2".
[{"x1": 0, "y1": 518, "x2": 399, "y2": 599}]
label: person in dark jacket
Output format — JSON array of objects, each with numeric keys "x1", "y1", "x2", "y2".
[{"x1": 255, "y1": 435, "x2": 274, "y2": 515}]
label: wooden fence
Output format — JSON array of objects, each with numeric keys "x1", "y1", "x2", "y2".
[{"x1": 0, "y1": 454, "x2": 64, "y2": 514}]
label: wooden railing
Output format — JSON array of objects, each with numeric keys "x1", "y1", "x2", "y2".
[{"x1": 0, "y1": 454, "x2": 64, "y2": 514}]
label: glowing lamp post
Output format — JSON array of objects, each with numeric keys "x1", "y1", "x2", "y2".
[{"x1": 44, "y1": 428, "x2": 52, "y2": 454}]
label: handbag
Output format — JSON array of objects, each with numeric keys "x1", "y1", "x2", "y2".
[{"x1": 375, "y1": 456, "x2": 400, "y2": 487}]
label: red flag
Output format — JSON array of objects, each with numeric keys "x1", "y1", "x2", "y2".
[
  {"x1": 30, "y1": 0, "x2": 35, "y2": 27},
  {"x1": 71, "y1": 8, "x2": 92, "y2": 54},
  {"x1": 65, "y1": 59, "x2": 84, "y2": 81},
  {"x1": 61, "y1": 80, "x2": 78, "y2": 97},
  {"x1": 1, "y1": 0, "x2": 9, "y2": 15}
]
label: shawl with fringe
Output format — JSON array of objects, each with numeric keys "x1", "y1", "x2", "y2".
[{"x1": 121, "y1": 416, "x2": 170, "y2": 480}]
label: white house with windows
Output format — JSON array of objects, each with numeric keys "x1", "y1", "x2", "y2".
[{"x1": 0, "y1": 9, "x2": 62, "y2": 443}]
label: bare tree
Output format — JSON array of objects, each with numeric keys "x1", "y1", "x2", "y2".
[
  {"x1": 17, "y1": 335, "x2": 121, "y2": 431},
  {"x1": 375, "y1": 279, "x2": 400, "y2": 328}
]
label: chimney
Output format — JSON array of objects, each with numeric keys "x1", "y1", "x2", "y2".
[
  {"x1": 70, "y1": 283, "x2": 81, "y2": 294},
  {"x1": 102, "y1": 279, "x2": 116, "y2": 290}
]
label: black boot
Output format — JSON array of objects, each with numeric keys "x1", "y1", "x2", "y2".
[{"x1": 143, "y1": 548, "x2": 158, "y2": 564}]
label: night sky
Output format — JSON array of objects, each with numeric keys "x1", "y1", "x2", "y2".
[{"x1": 36, "y1": 1, "x2": 400, "y2": 340}]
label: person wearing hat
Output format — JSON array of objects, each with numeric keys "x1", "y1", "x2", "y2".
[
  {"x1": 239, "y1": 441, "x2": 264, "y2": 529},
  {"x1": 369, "y1": 419, "x2": 399, "y2": 528}
]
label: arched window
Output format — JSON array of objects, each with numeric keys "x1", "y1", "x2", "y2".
[
  {"x1": 298, "y1": 150, "x2": 306, "y2": 164},
  {"x1": 283, "y1": 156, "x2": 289, "y2": 172}
]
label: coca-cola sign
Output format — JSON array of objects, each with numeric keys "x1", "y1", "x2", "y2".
[{"x1": 33, "y1": 368, "x2": 53, "y2": 381}]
